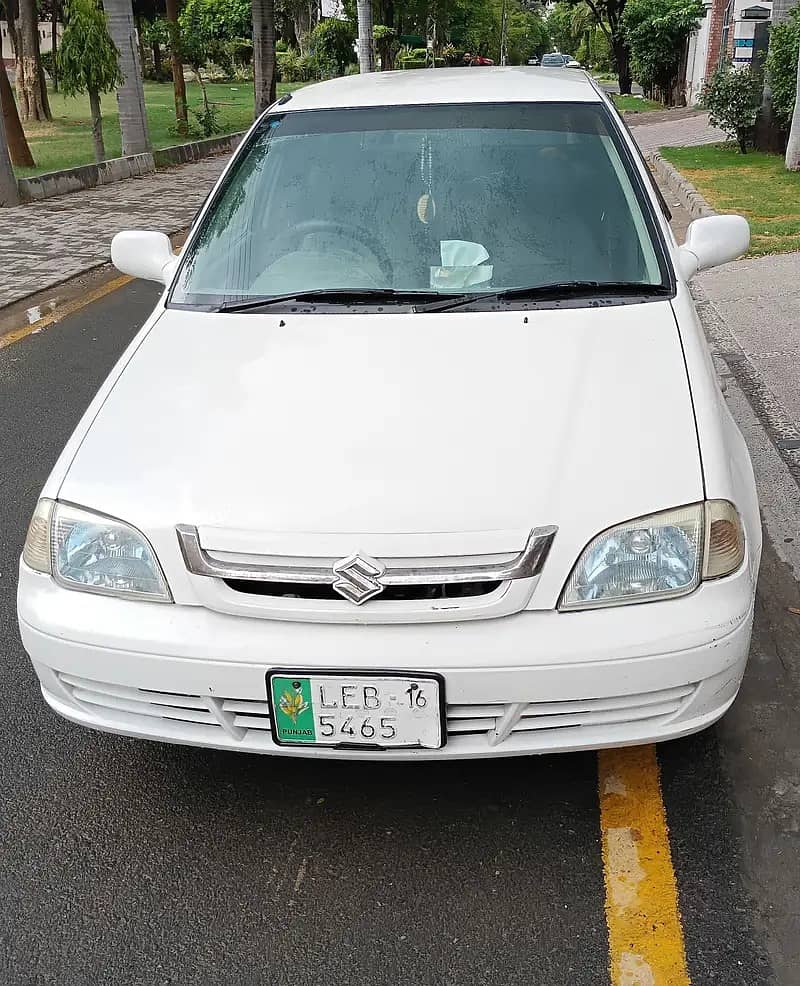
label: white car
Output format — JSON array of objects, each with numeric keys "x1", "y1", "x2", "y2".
[{"x1": 18, "y1": 67, "x2": 759, "y2": 760}]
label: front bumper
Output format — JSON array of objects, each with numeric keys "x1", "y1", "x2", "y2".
[{"x1": 18, "y1": 562, "x2": 756, "y2": 760}]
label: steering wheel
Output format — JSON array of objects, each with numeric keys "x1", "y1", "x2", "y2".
[{"x1": 269, "y1": 219, "x2": 395, "y2": 284}]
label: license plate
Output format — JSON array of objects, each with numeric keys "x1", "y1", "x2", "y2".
[{"x1": 267, "y1": 670, "x2": 445, "y2": 749}]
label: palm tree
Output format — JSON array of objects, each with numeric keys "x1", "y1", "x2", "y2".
[
  {"x1": 104, "y1": 0, "x2": 151, "y2": 156},
  {"x1": 786, "y1": 42, "x2": 800, "y2": 169},
  {"x1": 253, "y1": 0, "x2": 277, "y2": 116},
  {"x1": 0, "y1": 102, "x2": 21, "y2": 206},
  {"x1": 357, "y1": 0, "x2": 375, "y2": 72}
]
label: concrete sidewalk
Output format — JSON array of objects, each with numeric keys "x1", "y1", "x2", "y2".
[
  {"x1": 0, "y1": 156, "x2": 226, "y2": 311},
  {"x1": 0, "y1": 110, "x2": 725, "y2": 315},
  {"x1": 696, "y1": 253, "x2": 800, "y2": 480}
]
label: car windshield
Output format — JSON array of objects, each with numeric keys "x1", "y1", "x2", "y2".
[
  {"x1": 171, "y1": 102, "x2": 666, "y2": 309},
  {"x1": 541, "y1": 55, "x2": 566, "y2": 65}
]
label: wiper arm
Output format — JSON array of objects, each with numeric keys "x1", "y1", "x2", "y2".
[
  {"x1": 216, "y1": 289, "x2": 459, "y2": 313},
  {"x1": 418, "y1": 281, "x2": 671, "y2": 313}
]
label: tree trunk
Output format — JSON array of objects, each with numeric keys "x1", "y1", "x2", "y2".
[
  {"x1": 755, "y1": 0, "x2": 794, "y2": 151},
  {"x1": 135, "y1": 14, "x2": 148, "y2": 75},
  {"x1": 357, "y1": 0, "x2": 376, "y2": 73},
  {"x1": 165, "y1": 0, "x2": 188, "y2": 135},
  {"x1": 88, "y1": 88, "x2": 106, "y2": 163},
  {"x1": 0, "y1": 54, "x2": 35, "y2": 167},
  {"x1": 16, "y1": 0, "x2": 51, "y2": 121},
  {"x1": 51, "y1": 4, "x2": 59, "y2": 92},
  {"x1": 612, "y1": 36, "x2": 632, "y2": 95},
  {"x1": 0, "y1": 98, "x2": 21, "y2": 206},
  {"x1": 253, "y1": 0, "x2": 276, "y2": 117},
  {"x1": 105, "y1": 0, "x2": 151, "y2": 155},
  {"x1": 6, "y1": 0, "x2": 20, "y2": 57},
  {"x1": 785, "y1": 41, "x2": 800, "y2": 170},
  {"x1": 153, "y1": 41, "x2": 162, "y2": 75}
]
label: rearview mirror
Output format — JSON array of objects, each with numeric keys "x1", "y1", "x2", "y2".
[
  {"x1": 111, "y1": 230, "x2": 179, "y2": 285},
  {"x1": 677, "y1": 215, "x2": 750, "y2": 280}
]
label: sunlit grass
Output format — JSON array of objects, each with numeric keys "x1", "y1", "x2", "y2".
[
  {"x1": 14, "y1": 80, "x2": 305, "y2": 177},
  {"x1": 661, "y1": 143, "x2": 800, "y2": 257}
]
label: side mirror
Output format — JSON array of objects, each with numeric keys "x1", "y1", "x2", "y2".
[
  {"x1": 677, "y1": 215, "x2": 750, "y2": 280},
  {"x1": 111, "y1": 230, "x2": 179, "y2": 285}
]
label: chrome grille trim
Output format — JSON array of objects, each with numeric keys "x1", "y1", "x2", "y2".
[{"x1": 177, "y1": 525, "x2": 557, "y2": 588}]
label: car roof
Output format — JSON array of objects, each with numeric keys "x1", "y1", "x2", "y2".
[{"x1": 279, "y1": 66, "x2": 602, "y2": 112}]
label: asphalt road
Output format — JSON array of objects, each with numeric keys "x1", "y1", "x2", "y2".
[{"x1": 1, "y1": 281, "x2": 797, "y2": 985}]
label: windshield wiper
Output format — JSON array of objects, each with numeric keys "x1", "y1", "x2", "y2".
[
  {"x1": 417, "y1": 280, "x2": 671, "y2": 313},
  {"x1": 216, "y1": 288, "x2": 460, "y2": 313}
]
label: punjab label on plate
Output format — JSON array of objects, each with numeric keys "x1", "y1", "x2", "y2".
[{"x1": 267, "y1": 671, "x2": 444, "y2": 749}]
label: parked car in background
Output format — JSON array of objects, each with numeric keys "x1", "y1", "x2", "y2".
[
  {"x1": 527, "y1": 56, "x2": 540, "y2": 66},
  {"x1": 19, "y1": 67, "x2": 759, "y2": 761},
  {"x1": 566, "y1": 58, "x2": 582, "y2": 68},
  {"x1": 541, "y1": 52, "x2": 569, "y2": 67}
]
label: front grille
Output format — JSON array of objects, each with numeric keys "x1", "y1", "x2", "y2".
[
  {"x1": 223, "y1": 579, "x2": 502, "y2": 601},
  {"x1": 56, "y1": 672, "x2": 696, "y2": 749},
  {"x1": 448, "y1": 684, "x2": 697, "y2": 740},
  {"x1": 56, "y1": 672, "x2": 271, "y2": 741}
]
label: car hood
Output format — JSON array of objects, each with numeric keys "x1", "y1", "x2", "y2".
[{"x1": 59, "y1": 304, "x2": 703, "y2": 598}]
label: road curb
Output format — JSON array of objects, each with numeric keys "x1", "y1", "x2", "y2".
[{"x1": 646, "y1": 150, "x2": 717, "y2": 219}]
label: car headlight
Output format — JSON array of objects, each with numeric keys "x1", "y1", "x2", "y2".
[
  {"x1": 559, "y1": 500, "x2": 744, "y2": 611},
  {"x1": 23, "y1": 499, "x2": 172, "y2": 602}
]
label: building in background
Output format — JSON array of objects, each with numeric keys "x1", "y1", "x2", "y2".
[
  {"x1": 1, "y1": 20, "x2": 64, "y2": 63},
  {"x1": 684, "y1": 0, "x2": 772, "y2": 103}
]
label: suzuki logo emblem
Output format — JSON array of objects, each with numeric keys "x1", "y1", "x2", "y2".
[{"x1": 332, "y1": 552, "x2": 386, "y2": 605}]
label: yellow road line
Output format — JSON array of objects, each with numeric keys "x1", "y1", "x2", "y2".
[
  {"x1": 0, "y1": 274, "x2": 133, "y2": 351},
  {"x1": 599, "y1": 745, "x2": 691, "y2": 986}
]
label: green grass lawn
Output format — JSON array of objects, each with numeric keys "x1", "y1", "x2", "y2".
[
  {"x1": 661, "y1": 144, "x2": 800, "y2": 257},
  {"x1": 15, "y1": 80, "x2": 305, "y2": 178},
  {"x1": 611, "y1": 94, "x2": 663, "y2": 113}
]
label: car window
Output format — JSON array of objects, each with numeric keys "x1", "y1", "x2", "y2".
[
  {"x1": 171, "y1": 102, "x2": 665, "y2": 309},
  {"x1": 541, "y1": 55, "x2": 565, "y2": 65}
]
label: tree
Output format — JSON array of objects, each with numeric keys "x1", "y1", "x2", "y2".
[
  {"x1": 310, "y1": 17, "x2": 357, "y2": 74},
  {"x1": 105, "y1": 0, "x2": 152, "y2": 155},
  {"x1": 15, "y1": 0, "x2": 53, "y2": 120},
  {"x1": 622, "y1": 0, "x2": 704, "y2": 105},
  {"x1": 0, "y1": 53, "x2": 35, "y2": 167},
  {"x1": 356, "y1": 0, "x2": 375, "y2": 71},
  {"x1": 253, "y1": 0, "x2": 277, "y2": 115},
  {"x1": 58, "y1": 0, "x2": 122, "y2": 162},
  {"x1": 701, "y1": 65, "x2": 763, "y2": 154},
  {"x1": 0, "y1": 101, "x2": 21, "y2": 205},
  {"x1": 373, "y1": 23, "x2": 398, "y2": 69},
  {"x1": 766, "y1": 5, "x2": 800, "y2": 131},
  {"x1": 165, "y1": 0, "x2": 189, "y2": 134},
  {"x1": 787, "y1": 41, "x2": 800, "y2": 169},
  {"x1": 564, "y1": 0, "x2": 632, "y2": 94}
]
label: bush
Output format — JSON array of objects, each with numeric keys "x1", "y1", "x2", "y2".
[
  {"x1": 40, "y1": 50, "x2": 56, "y2": 78},
  {"x1": 203, "y1": 60, "x2": 230, "y2": 82},
  {"x1": 623, "y1": 0, "x2": 705, "y2": 103},
  {"x1": 276, "y1": 38, "x2": 288, "y2": 52},
  {"x1": 345, "y1": 62, "x2": 360, "y2": 75},
  {"x1": 308, "y1": 17, "x2": 356, "y2": 75},
  {"x1": 398, "y1": 55, "x2": 445, "y2": 69},
  {"x1": 766, "y1": 6, "x2": 800, "y2": 130},
  {"x1": 701, "y1": 65, "x2": 763, "y2": 153},
  {"x1": 276, "y1": 47, "x2": 303, "y2": 82}
]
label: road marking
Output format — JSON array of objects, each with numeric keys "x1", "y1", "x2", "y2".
[
  {"x1": 0, "y1": 274, "x2": 133, "y2": 351},
  {"x1": 599, "y1": 745, "x2": 691, "y2": 986}
]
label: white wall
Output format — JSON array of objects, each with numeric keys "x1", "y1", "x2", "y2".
[
  {"x1": 685, "y1": 2, "x2": 713, "y2": 105},
  {"x1": 1, "y1": 21, "x2": 64, "y2": 61}
]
